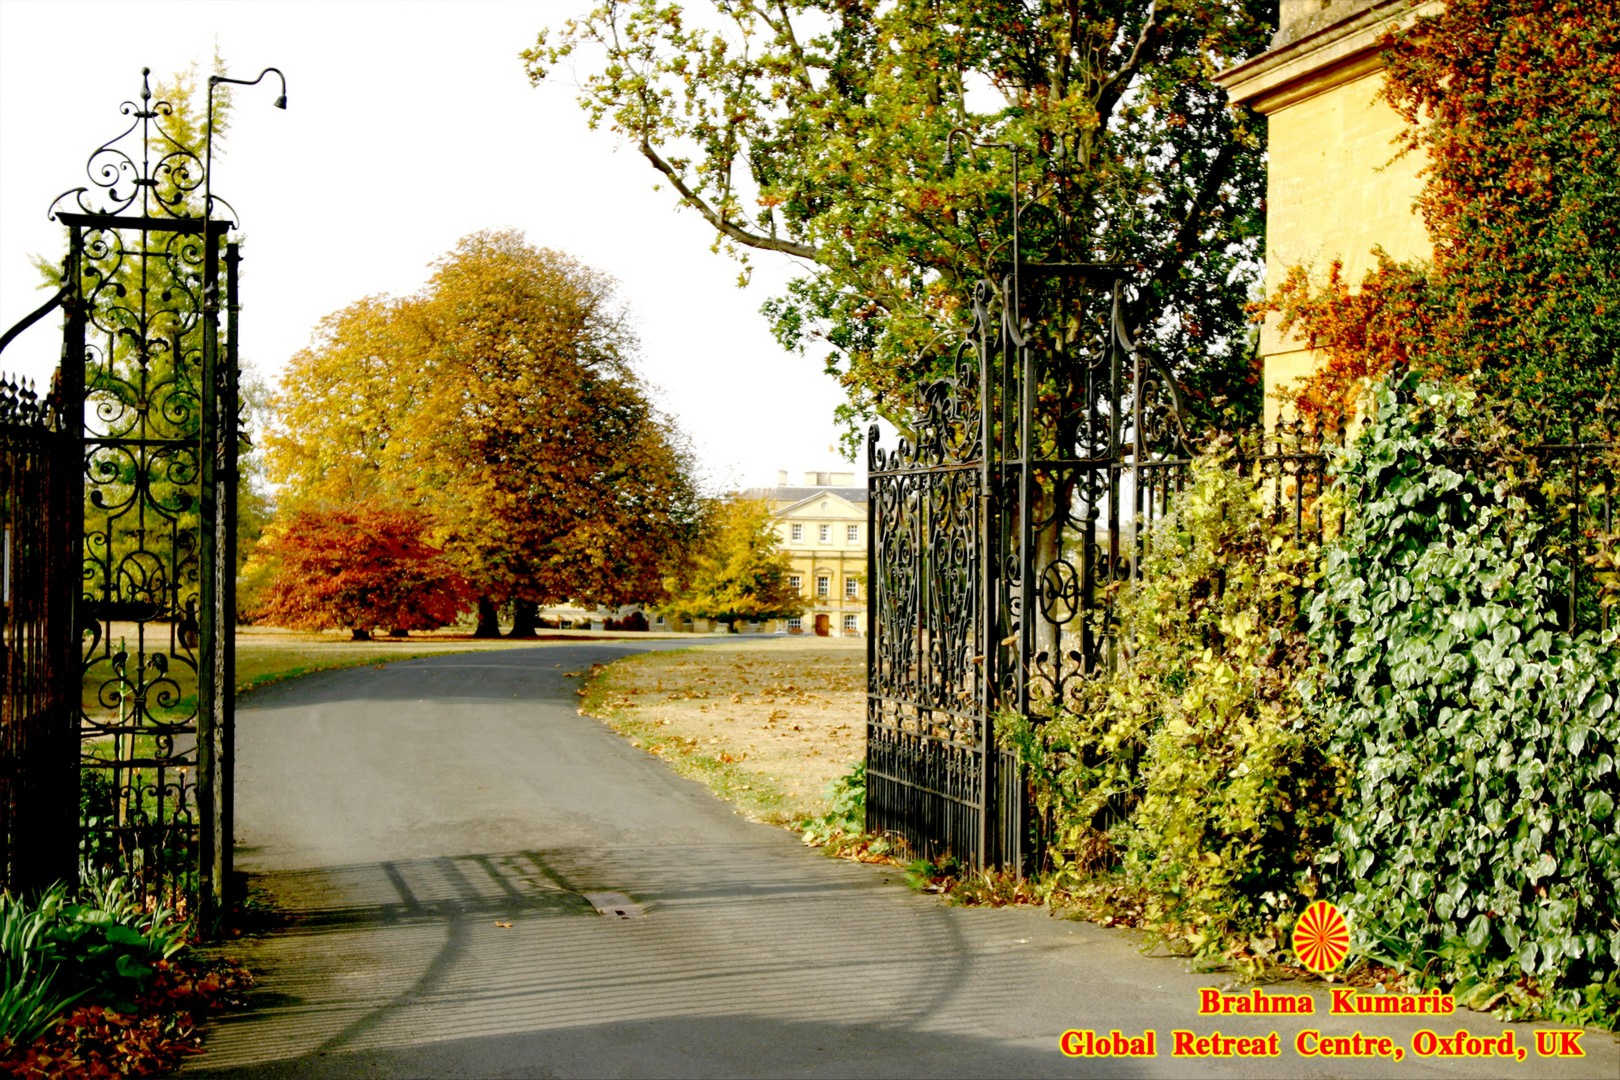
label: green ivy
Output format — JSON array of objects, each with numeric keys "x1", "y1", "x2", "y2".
[
  {"x1": 1005, "y1": 441, "x2": 1337, "y2": 957},
  {"x1": 1307, "y1": 376, "x2": 1620, "y2": 1025}
]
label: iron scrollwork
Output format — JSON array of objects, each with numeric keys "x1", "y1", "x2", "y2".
[
  {"x1": 50, "y1": 70, "x2": 239, "y2": 911},
  {"x1": 867, "y1": 340, "x2": 987, "y2": 862},
  {"x1": 868, "y1": 262, "x2": 1202, "y2": 871}
]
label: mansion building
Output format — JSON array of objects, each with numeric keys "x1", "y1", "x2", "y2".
[{"x1": 745, "y1": 470, "x2": 867, "y2": 637}]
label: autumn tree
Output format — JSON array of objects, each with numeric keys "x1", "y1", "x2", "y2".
[
  {"x1": 247, "y1": 506, "x2": 473, "y2": 639},
  {"x1": 267, "y1": 230, "x2": 702, "y2": 637},
  {"x1": 1270, "y1": 0, "x2": 1620, "y2": 437},
  {"x1": 526, "y1": 0, "x2": 1274, "y2": 439},
  {"x1": 662, "y1": 497, "x2": 804, "y2": 629},
  {"x1": 263, "y1": 295, "x2": 412, "y2": 507}
]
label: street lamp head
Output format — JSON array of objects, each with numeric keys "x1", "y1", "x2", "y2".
[
  {"x1": 204, "y1": 66, "x2": 287, "y2": 222},
  {"x1": 209, "y1": 67, "x2": 288, "y2": 105},
  {"x1": 943, "y1": 127, "x2": 974, "y2": 171}
]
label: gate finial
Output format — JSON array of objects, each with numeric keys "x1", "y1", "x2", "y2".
[{"x1": 48, "y1": 67, "x2": 209, "y2": 223}]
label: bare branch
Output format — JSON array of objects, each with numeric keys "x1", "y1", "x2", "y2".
[
  {"x1": 1130, "y1": 137, "x2": 1240, "y2": 328},
  {"x1": 639, "y1": 138, "x2": 821, "y2": 261},
  {"x1": 1094, "y1": 0, "x2": 1160, "y2": 124}
]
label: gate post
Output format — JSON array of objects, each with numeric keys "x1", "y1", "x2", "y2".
[
  {"x1": 221, "y1": 241, "x2": 241, "y2": 907},
  {"x1": 50, "y1": 237, "x2": 86, "y2": 893},
  {"x1": 976, "y1": 288, "x2": 995, "y2": 871},
  {"x1": 196, "y1": 219, "x2": 225, "y2": 930}
]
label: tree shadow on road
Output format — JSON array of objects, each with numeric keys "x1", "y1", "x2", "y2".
[{"x1": 186, "y1": 1011, "x2": 1140, "y2": 1078}]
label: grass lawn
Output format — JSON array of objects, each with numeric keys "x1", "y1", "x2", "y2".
[
  {"x1": 234, "y1": 627, "x2": 537, "y2": 694},
  {"x1": 233, "y1": 624, "x2": 698, "y2": 694},
  {"x1": 578, "y1": 636, "x2": 864, "y2": 825}
]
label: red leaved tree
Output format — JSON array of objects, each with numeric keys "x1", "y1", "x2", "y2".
[{"x1": 247, "y1": 506, "x2": 473, "y2": 639}]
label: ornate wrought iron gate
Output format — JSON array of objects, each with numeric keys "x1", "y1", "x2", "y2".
[
  {"x1": 0, "y1": 70, "x2": 247, "y2": 920},
  {"x1": 866, "y1": 267, "x2": 1191, "y2": 870}
]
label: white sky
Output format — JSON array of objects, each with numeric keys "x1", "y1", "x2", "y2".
[{"x1": 0, "y1": 0, "x2": 862, "y2": 492}]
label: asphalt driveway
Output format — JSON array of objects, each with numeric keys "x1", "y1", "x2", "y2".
[{"x1": 185, "y1": 642, "x2": 1618, "y2": 1079}]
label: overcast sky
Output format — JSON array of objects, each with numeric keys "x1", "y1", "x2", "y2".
[{"x1": 0, "y1": 0, "x2": 863, "y2": 491}]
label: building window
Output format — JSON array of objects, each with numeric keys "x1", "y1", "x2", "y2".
[
  {"x1": 817, "y1": 575, "x2": 830, "y2": 598},
  {"x1": 843, "y1": 614, "x2": 859, "y2": 635},
  {"x1": 790, "y1": 523, "x2": 803, "y2": 541},
  {"x1": 789, "y1": 574, "x2": 802, "y2": 592},
  {"x1": 845, "y1": 576, "x2": 859, "y2": 598},
  {"x1": 818, "y1": 524, "x2": 830, "y2": 543},
  {"x1": 847, "y1": 524, "x2": 859, "y2": 543},
  {"x1": 787, "y1": 615, "x2": 803, "y2": 632}
]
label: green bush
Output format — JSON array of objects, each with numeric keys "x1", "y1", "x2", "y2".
[
  {"x1": 0, "y1": 890, "x2": 79, "y2": 1048},
  {"x1": 1005, "y1": 442, "x2": 1337, "y2": 956},
  {"x1": 0, "y1": 873, "x2": 189, "y2": 1050},
  {"x1": 1307, "y1": 376, "x2": 1620, "y2": 1025},
  {"x1": 799, "y1": 760, "x2": 866, "y2": 846}
]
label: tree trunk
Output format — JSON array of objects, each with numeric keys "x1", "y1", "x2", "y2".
[
  {"x1": 349, "y1": 627, "x2": 372, "y2": 641},
  {"x1": 508, "y1": 599, "x2": 540, "y2": 638},
  {"x1": 473, "y1": 596, "x2": 502, "y2": 639},
  {"x1": 389, "y1": 628, "x2": 409, "y2": 638}
]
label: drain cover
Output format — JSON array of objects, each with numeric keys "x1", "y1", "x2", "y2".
[{"x1": 581, "y1": 891, "x2": 644, "y2": 919}]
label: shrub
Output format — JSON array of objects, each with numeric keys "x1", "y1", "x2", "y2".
[
  {"x1": 0, "y1": 892, "x2": 75, "y2": 1048},
  {"x1": 0, "y1": 873, "x2": 187, "y2": 1052},
  {"x1": 245, "y1": 504, "x2": 473, "y2": 638},
  {"x1": 799, "y1": 760, "x2": 866, "y2": 847},
  {"x1": 1005, "y1": 442, "x2": 1337, "y2": 956},
  {"x1": 1268, "y1": 0, "x2": 1620, "y2": 438},
  {"x1": 1307, "y1": 376, "x2": 1620, "y2": 1024}
]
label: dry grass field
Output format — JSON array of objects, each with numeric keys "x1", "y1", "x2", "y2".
[{"x1": 579, "y1": 637, "x2": 865, "y2": 824}]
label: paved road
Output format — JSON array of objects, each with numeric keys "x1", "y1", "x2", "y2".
[{"x1": 188, "y1": 643, "x2": 1617, "y2": 1079}]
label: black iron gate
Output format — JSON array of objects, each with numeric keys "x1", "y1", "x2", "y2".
[
  {"x1": 866, "y1": 267, "x2": 1192, "y2": 870},
  {"x1": 0, "y1": 68, "x2": 277, "y2": 921},
  {"x1": 0, "y1": 374, "x2": 74, "y2": 895},
  {"x1": 56, "y1": 69, "x2": 242, "y2": 919}
]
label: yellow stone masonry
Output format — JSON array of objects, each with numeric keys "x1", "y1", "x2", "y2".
[{"x1": 1216, "y1": 0, "x2": 1438, "y2": 424}]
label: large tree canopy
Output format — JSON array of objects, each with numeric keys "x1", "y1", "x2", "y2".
[
  {"x1": 526, "y1": 0, "x2": 1274, "y2": 439},
  {"x1": 267, "y1": 230, "x2": 702, "y2": 635}
]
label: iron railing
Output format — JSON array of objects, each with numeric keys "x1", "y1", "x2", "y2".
[{"x1": 0, "y1": 374, "x2": 75, "y2": 896}]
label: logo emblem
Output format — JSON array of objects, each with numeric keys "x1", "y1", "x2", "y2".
[{"x1": 1293, "y1": 900, "x2": 1350, "y2": 973}]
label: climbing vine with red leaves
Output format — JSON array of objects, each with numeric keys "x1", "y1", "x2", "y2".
[{"x1": 1269, "y1": 0, "x2": 1620, "y2": 436}]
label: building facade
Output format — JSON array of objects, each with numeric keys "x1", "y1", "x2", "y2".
[
  {"x1": 746, "y1": 470, "x2": 867, "y2": 637},
  {"x1": 1216, "y1": 0, "x2": 1437, "y2": 424}
]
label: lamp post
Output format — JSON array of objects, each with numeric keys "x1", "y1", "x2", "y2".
[
  {"x1": 196, "y1": 65, "x2": 283, "y2": 927},
  {"x1": 204, "y1": 66, "x2": 287, "y2": 223},
  {"x1": 942, "y1": 128, "x2": 1028, "y2": 318}
]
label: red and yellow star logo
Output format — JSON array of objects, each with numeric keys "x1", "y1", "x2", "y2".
[{"x1": 1293, "y1": 900, "x2": 1351, "y2": 973}]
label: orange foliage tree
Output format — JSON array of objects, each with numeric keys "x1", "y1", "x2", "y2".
[
  {"x1": 266, "y1": 231, "x2": 701, "y2": 637},
  {"x1": 1269, "y1": 0, "x2": 1620, "y2": 435},
  {"x1": 248, "y1": 507, "x2": 474, "y2": 640}
]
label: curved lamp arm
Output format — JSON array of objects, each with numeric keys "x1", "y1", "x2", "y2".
[{"x1": 204, "y1": 67, "x2": 287, "y2": 220}]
